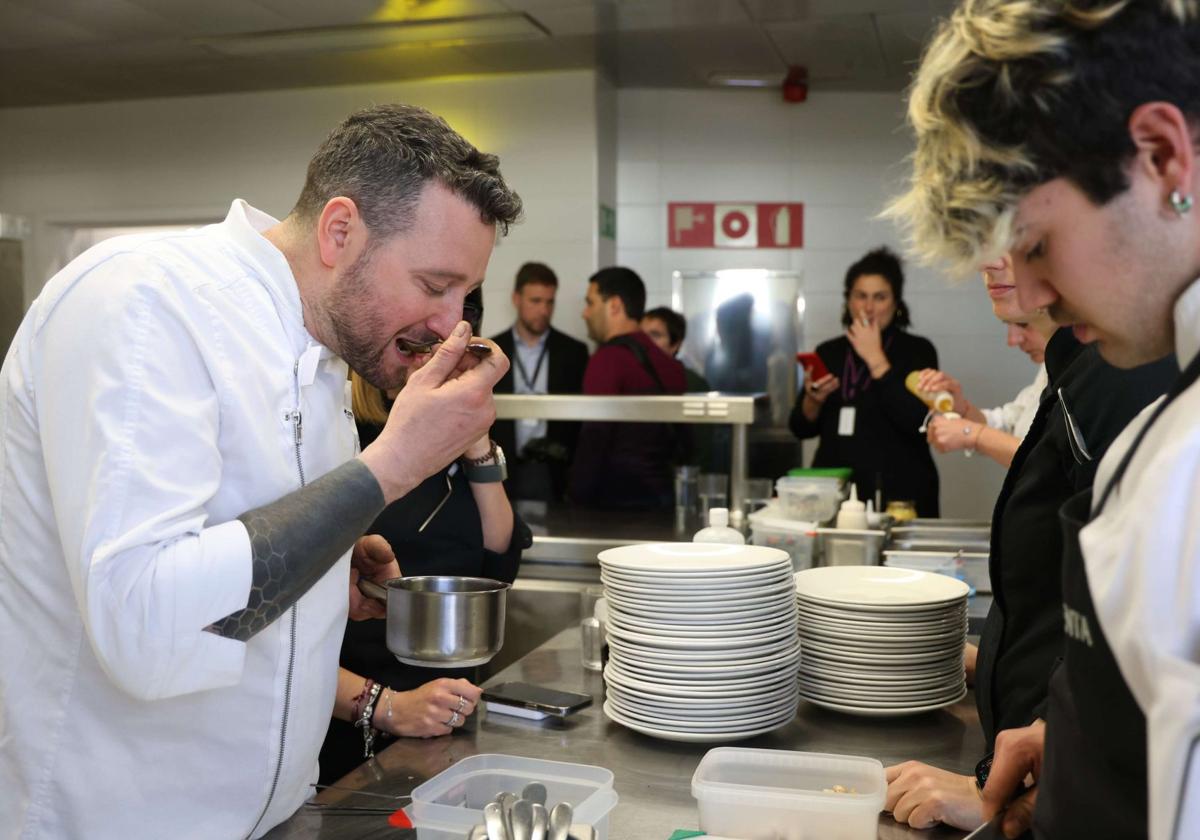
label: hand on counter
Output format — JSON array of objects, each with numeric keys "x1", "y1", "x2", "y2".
[
  {"x1": 375, "y1": 678, "x2": 483, "y2": 739},
  {"x1": 885, "y1": 761, "x2": 984, "y2": 831}
]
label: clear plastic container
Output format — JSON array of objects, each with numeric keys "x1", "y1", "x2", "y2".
[
  {"x1": 749, "y1": 502, "x2": 816, "y2": 571},
  {"x1": 410, "y1": 754, "x2": 619, "y2": 840},
  {"x1": 882, "y1": 549, "x2": 965, "y2": 581},
  {"x1": 815, "y1": 528, "x2": 887, "y2": 567},
  {"x1": 775, "y1": 476, "x2": 844, "y2": 523},
  {"x1": 692, "y1": 747, "x2": 885, "y2": 840}
]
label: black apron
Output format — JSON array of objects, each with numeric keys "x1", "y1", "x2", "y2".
[{"x1": 1037, "y1": 350, "x2": 1200, "y2": 839}]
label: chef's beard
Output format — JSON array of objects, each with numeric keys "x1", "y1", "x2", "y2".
[{"x1": 326, "y1": 248, "x2": 400, "y2": 391}]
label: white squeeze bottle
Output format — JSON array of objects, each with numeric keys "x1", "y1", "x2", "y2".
[
  {"x1": 836, "y1": 485, "x2": 868, "y2": 530},
  {"x1": 693, "y1": 507, "x2": 746, "y2": 545}
]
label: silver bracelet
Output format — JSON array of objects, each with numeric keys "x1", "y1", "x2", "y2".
[{"x1": 355, "y1": 682, "x2": 383, "y2": 758}]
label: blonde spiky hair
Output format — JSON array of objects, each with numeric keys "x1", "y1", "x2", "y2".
[{"x1": 887, "y1": 0, "x2": 1200, "y2": 275}]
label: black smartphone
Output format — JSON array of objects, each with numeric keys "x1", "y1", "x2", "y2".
[{"x1": 481, "y1": 682, "x2": 593, "y2": 716}]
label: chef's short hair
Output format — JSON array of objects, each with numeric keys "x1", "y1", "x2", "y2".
[
  {"x1": 292, "y1": 103, "x2": 523, "y2": 242},
  {"x1": 887, "y1": 0, "x2": 1200, "y2": 273},
  {"x1": 589, "y1": 267, "x2": 646, "y2": 321}
]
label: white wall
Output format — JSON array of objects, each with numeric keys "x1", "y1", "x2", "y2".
[
  {"x1": 0, "y1": 70, "x2": 607, "y2": 345},
  {"x1": 616, "y1": 88, "x2": 1033, "y2": 518}
]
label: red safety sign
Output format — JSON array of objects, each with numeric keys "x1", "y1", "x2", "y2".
[{"x1": 668, "y1": 202, "x2": 803, "y2": 249}]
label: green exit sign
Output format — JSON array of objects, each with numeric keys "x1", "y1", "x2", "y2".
[{"x1": 599, "y1": 204, "x2": 616, "y2": 240}]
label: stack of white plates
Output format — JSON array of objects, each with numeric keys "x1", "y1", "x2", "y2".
[
  {"x1": 598, "y1": 543, "x2": 800, "y2": 743},
  {"x1": 793, "y1": 565, "x2": 969, "y2": 717}
]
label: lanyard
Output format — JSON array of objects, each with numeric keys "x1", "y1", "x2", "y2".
[
  {"x1": 514, "y1": 340, "x2": 550, "y2": 393},
  {"x1": 841, "y1": 331, "x2": 894, "y2": 402}
]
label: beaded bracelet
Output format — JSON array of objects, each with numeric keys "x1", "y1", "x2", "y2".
[{"x1": 354, "y1": 682, "x2": 383, "y2": 758}]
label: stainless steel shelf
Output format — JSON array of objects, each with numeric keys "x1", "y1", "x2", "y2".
[
  {"x1": 495, "y1": 393, "x2": 766, "y2": 516},
  {"x1": 493, "y1": 392, "x2": 764, "y2": 424}
]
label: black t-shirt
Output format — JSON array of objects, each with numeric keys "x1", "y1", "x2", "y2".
[{"x1": 789, "y1": 328, "x2": 940, "y2": 517}]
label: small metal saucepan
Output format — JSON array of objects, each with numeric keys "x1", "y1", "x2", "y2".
[{"x1": 357, "y1": 575, "x2": 509, "y2": 668}]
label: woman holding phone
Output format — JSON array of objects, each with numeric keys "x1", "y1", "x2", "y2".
[{"x1": 789, "y1": 246, "x2": 941, "y2": 516}]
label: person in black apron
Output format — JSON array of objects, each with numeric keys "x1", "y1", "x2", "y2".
[{"x1": 885, "y1": 2, "x2": 1200, "y2": 838}]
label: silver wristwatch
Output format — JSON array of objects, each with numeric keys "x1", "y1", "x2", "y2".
[{"x1": 462, "y1": 441, "x2": 507, "y2": 483}]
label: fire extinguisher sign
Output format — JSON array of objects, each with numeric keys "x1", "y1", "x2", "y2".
[{"x1": 667, "y1": 202, "x2": 803, "y2": 249}]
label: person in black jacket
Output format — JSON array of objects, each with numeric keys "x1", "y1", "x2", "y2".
[
  {"x1": 490, "y1": 262, "x2": 590, "y2": 501},
  {"x1": 789, "y1": 246, "x2": 940, "y2": 516},
  {"x1": 884, "y1": 271, "x2": 1175, "y2": 832},
  {"x1": 319, "y1": 292, "x2": 532, "y2": 785}
]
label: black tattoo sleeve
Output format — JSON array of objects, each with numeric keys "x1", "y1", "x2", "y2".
[{"x1": 205, "y1": 459, "x2": 385, "y2": 641}]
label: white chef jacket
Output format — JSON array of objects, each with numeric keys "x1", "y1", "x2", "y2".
[
  {"x1": 982, "y1": 363, "x2": 1047, "y2": 441},
  {"x1": 0, "y1": 200, "x2": 359, "y2": 839},
  {"x1": 1079, "y1": 276, "x2": 1200, "y2": 840}
]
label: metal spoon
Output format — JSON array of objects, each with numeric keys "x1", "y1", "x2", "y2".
[
  {"x1": 397, "y1": 337, "x2": 493, "y2": 357},
  {"x1": 529, "y1": 803, "x2": 548, "y2": 840},
  {"x1": 510, "y1": 799, "x2": 534, "y2": 840},
  {"x1": 520, "y1": 782, "x2": 547, "y2": 807},
  {"x1": 496, "y1": 792, "x2": 519, "y2": 839},
  {"x1": 547, "y1": 802, "x2": 573, "y2": 840},
  {"x1": 484, "y1": 801, "x2": 509, "y2": 840}
]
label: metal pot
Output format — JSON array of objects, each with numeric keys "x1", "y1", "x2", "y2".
[{"x1": 357, "y1": 575, "x2": 509, "y2": 668}]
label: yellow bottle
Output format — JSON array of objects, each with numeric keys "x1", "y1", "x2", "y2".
[{"x1": 904, "y1": 371, "x2": 956, "y2": 414}]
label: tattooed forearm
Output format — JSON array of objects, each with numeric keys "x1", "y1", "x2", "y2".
[{"x1": 205, "y1": 459, "x2": 385, "y2": 641}]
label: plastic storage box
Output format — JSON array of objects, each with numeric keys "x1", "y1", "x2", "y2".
[
  {"x1": 410, "y1": 754, "x2": 619, "y2": 840},
  {"x1": 692, "y1": 747, "x2": 885, "y2": 840},
  {"x1": 749, "y1": 502, "x2": 816, "y2": 571},
  {"x1": 775, "y1": 476, "x2": 844, "y2": 523}
]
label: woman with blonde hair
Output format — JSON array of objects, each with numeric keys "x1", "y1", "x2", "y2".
[{"x1": 320, "y1": 290, "x2": 531, "y2": 782}]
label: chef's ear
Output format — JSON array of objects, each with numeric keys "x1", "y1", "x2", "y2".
[
  {"x1": 315, "y1": 197, "x2": 363, "y2": 269},
  {"x1": 1127, "y1": 101, "x2": 1197, "y2": 209}
]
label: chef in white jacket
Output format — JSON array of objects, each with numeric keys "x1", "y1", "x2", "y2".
[
  {"x1": 0, "y1": 103, "x2": 520, "y2": 839},
  {"x1": 889, "y1": 1, "x2": 1200, "y2": 838}
]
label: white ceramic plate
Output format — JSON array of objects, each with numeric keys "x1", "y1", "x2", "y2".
[
  {"x1": 604, "y1": 586, "x2": 795, "y2": 607},
  {"x1": 606, "y1": 622, "x2": 796, "y2": 651},
  {"x1": 796, "y1": 676, "x2": 965, "y2": 703},
  {"x1": 602, "y1": 566, "x2": 792, "y2": 587},
  {"x1": 607, "y1": 636, "x2": 799, "y2": 664},
  {"x1": 603, "y1": 701, "x2": 796, "y2": 743},
  {"x1": 797, "y1": 640, "x2": 962, "y2": 666},
  {"x1": 599, "y1": 542, "x2": 791, "y2": 574},
  {"x1": 600, "y1": 557, "x2": 793, "y2": 580},
  {"x1": 609, "y1": 696, "x2": 796, "y2": 729},
  {"x1": 601, "y1": 578, "x2": 794, "y2": 599},
  {"x1": 609, "y1": 644, "x2": 800, "y2": 679},
  {"x1": 607, "y1": 690, "x2": 799, "y2": 724},
  {"x1": 605, "y1": 602, "x2": 791, "y2": 625},
  {"x1": 604, "y1": 663, "x2": 791, "y2": 695},
  {"x1": 798, "y1": 687, "x2": 967, "y2": 717},
  {"x1": 796, "y1": 621, "x2": 966, "y2": 647},
  {"x1": 606, "y1": 612, "x2": 786, "y2": 637},
  {"x1": 794, "y1": 566, "x2": 969, "y2": 609},
  {"x1": 604, "y1": 593, "x2": 795, "y2": 617},
  {"x1": 605, "y1": 676, "x2": 798, "y2": 707},
  {"x1": 796, "y1": 599, "x2": 967, "y2": 623}
]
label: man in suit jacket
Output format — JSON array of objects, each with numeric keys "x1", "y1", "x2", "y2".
[{"x1": 490, "y1": 262, "x2": 590, "y2": 501}]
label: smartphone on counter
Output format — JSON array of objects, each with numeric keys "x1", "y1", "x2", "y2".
[
  {"x1": 482, "y1": 682, "x2": 593, "y2": 718},
  {"x1": 796, "y1": 351, "x2": 831, "y2": 381}
]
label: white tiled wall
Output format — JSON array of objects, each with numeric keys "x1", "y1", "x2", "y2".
[{"x1": 617, "y1": 88, "x2": 1034, "y2": 518}]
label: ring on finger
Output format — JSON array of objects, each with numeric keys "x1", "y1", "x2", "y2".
[
  {"x1": 445, "y1": 710, "x2": 461, "y2": 727},
  {"x1": 455, "y1": 694, "x2": 467, "y2": 714}
]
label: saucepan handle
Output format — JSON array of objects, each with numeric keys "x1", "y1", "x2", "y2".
[{"x1": 356, "y1": 577, "x2": 389, "y2": 602}]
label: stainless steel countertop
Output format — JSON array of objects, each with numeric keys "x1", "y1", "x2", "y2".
[{"x1": 266, "y1": 629, "x2": 983, "y2": 840}]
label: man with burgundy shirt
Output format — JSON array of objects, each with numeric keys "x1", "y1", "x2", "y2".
[{"x1": 570, "y1": 267, "x2": 686, "y2": 509}]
